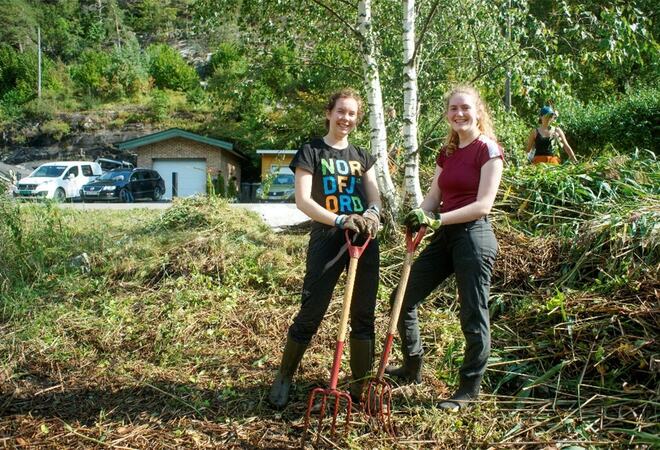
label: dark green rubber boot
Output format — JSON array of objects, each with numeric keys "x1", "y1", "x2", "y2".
[
  {"x1": 268, "y1": 336, "x2": 309, "y2": 409},
  {"x1": 349, "y1": 338, "x2": 374, "y2": 403},
  {"x1": 384, "y1": 354, "x2": 423, "y2": 385},
  {"x1": 438, "y1": 376, "x2": 481, "y2": 411}
]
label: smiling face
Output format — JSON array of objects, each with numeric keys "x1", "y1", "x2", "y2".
[
  {"x1": 326, "y1": 96, "x2": 360, "y2": 140},
  {"x1": 446, "y1": 92, "x2": 480, "y2": 136}
]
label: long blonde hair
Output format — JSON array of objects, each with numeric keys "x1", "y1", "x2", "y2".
[{"x1": 443, "y1": 85, "x2": 495, "y2": 155}]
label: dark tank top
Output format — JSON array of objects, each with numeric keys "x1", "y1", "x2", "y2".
[{"x1": 534, "y1": 128, "x2": 555, "y2": 156}]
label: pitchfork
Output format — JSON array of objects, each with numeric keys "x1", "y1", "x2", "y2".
[
  {"x1": 363, "y1": 226, "x2": 426, "y2": 435},
  {"x1": 302, "y1": 230, "x2": 371, "y2": 446}
]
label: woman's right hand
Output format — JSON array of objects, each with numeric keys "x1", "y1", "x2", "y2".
[
  {"x1": 336, "y1": 214, "x2": 367, "y2": 234},
  {"x1": 404, "y1": 208, "x2": 442, "y2": 231}
]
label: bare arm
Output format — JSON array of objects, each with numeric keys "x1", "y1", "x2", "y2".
[
  {"x1": 438, "y1": 157, "x2": 504, "y2": 225},
  {"x1": 556, "y1": 127, "x2": 577, "y2": 163},
  {"x1": 362, "y1": 166, "x2": 382, "y2": 210},
  {"x1": 419, "y1": 165, "x2": 442, "y2": 212},
  {"x1": 294, "y1": 168, "x2": 338, "y2": 226},
  {"x1": 525, "y1": 129, "x2": 537, "y2": 153}
]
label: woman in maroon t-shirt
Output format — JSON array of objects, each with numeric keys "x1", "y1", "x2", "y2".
[{"x1": 386, "y1": 85, "x2": 504, "y2": 411}]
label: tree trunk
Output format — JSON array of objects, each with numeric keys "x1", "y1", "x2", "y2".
[
  {"x1": 402, "y1": 0, "x2": 423, "y2": 208},
  {"x1": 357, "y1": 0, "x2": 399, "y2": 224}
]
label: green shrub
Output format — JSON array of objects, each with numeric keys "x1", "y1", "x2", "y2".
[
  {"x1": 492, "y1": 108, "x2": 529, "y2": 166},
  {"x1": 41, "y1": 119, "x2": 70, "y2": 141},
  {"x1": 148, "y1": 89, "x2": 170, "y2": 122},
  {"x1": 70, "y1": 50, "x2": 112, "y2": 97},
  {"x1": 147, "y1": 44, "x2": 199, "y2": 92},
  {"x1": 107, "y1": 39, "x2": 149, "y2": 99},
  {"x1": 558, "y1": 87, "x2": 660, "y2": 157},
  {"x1": 22, "y1": 98, "x2": 57, "y2": 121},
  {"x1": 186, "y1": 86, "x2": 208, "y2": 107},
  {"x1": 0, "y1": 44, "x2": 58, "y2": 117},
  {"x1": 71, "y1": 43, "x2": 149, "y2": 100}
]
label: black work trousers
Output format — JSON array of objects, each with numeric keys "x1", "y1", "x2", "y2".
[
  {"x1": 288, "y1": 224, "x2": 380, "y2": 344},
  {"x1": 392, "y1": 218, "x2": 497, "y2": 381}
]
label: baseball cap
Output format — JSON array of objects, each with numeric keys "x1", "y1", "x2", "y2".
[{"x1": 539, "y1": 106, "x2": 556, "y2": 117}]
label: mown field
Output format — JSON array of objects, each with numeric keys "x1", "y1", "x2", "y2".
[{"x1": 0, "y1": 151, "x2": 658, "y2": 449}]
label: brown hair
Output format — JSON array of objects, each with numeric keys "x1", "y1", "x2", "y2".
[
  {"x1": 324, "y1": 88, "x2": 365, "y2": 130},
  {"x1": 443, "y1": 84, "x2": 495, "y2": 155}
]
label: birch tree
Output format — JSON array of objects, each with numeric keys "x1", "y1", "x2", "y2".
[
  {"x1": 356, "y1": 0, "x2": 399, "y2": 222},
  {"x1": 401, "y1": 0, "x2": 423, "y2": 208}
]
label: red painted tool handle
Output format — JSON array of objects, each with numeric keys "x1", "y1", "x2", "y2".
[
  {"x1": 406, "y1": 226, "x2": 427, "y2": 253},
  {"x1": 376, "y1": 333, "x2": 395, "y2": 379},
  {"x1": 345, "y1": 229, "x2": 371, "y2": 259},
  {"x1": 328, "y1": 340, "x2": 345, "y2": 390},
  {"x1": 326, "y1": 230, "x2": 372, "y2": 390},
  {"x1": 375, "y1": 226, "x2": 427, "y2": 375}
]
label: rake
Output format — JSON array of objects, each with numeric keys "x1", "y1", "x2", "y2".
[
  {"x1": 302, "y1": 230, "x2": 371, "y2": 446},
  {"x1": 364, "y1": 226, "x2": 426, "y2": 435}
]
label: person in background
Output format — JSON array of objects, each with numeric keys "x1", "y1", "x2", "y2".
[
  {"x1": 386, "y1": 84, "x2": 504, "y2": 411},
  {"x1": 268, "y1": 88, "x2": 381, "y2": 409},
  {"x1": 525, "y1": 106, "x2": 577, "y2": 164}
]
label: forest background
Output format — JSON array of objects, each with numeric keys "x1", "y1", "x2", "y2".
[{"x1": 0, "y1": 0, "x2": 658, "y2": 448}]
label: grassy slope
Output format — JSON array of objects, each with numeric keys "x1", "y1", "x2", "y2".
[{"x1": 0, "y1": 162, "x2": 658, "y2": 449}]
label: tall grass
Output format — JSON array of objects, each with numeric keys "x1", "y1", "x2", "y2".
[{"x1": 0, "y1": 160, "x2": 657, "y2": 448}]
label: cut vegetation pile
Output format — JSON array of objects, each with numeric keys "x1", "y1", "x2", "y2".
[{"x1": 0, "y1": 151, "x2": 658, "y2": 448}]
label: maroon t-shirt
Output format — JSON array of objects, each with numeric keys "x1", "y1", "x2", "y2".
[{"x1": 436, "y1": 135, "x2": 504, "y2": 213}]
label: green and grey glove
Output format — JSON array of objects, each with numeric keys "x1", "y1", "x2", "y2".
[
  {"x1": 403, "y1": 208, "x2": 442, "y2": 232},
  {"x1": 335, "y1": 214, "x2": 367, "y2": 234}
]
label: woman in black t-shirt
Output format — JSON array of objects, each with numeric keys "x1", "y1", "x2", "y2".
[
  {"x1": 525, "y1": 106, "x2": 577, "y2": 164},
  {"x1": 268, "y1": 88, "x2": 382, "y2": 409}
]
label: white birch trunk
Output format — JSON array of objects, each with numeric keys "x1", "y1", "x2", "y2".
[
  {"x1": 357, "y1": 0, "x2": 400, "y2": 222},
  {"x1": 402, "y1": 0, "x2": 423, "y2": 208}
]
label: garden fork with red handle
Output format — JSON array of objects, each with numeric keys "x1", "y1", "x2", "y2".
[
  {"x1": 302, "y1": 230, "x2": 372, "y2": 447},
  {"x1": 364, "y1": 226, "x2": 426, "y2": 435}
]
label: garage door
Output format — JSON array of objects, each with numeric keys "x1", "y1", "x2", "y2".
[{"x1": 153, "y1": 159, "x2": 207, "y2": 199}]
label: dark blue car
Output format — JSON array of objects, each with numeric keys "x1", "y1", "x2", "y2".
[{"x1": 80, "y1": 168, "x2": 165, "y2": 202}]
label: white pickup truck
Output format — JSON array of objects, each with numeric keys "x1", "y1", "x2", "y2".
[{"x1": 12, "y1": 161, "x2": 103, "y2": 201}]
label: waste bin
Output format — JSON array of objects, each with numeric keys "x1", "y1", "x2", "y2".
[{"x1": 240, "y1": 182, "x2": 261, "y2": 203}]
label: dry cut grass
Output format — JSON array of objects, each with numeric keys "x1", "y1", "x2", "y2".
[{"x1": 0, "y1": 197, "x2": 657, "y2": 449}]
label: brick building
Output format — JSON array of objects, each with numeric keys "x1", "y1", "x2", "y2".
[{"x1": 117, "y1": 128, "x2": 245, "y2": 199}]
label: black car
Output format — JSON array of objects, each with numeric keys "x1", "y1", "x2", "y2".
[{"x1": 80, "y1": 168, "x2": 165, "y2": 202}]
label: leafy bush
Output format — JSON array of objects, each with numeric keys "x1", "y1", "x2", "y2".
[
  {"x1": 148, "y1": 89, "x2": 170, "y2": 122},
  {"x1": 0, "y1": 44, "x2": 57, "y2": 118},
  {"x1": 558, "y1": 87, "x2": 660, "y2": 157},
  {"x1": 107, "y1": 40, "x2": 149, "y2": 98},
  {"x1": 72, "y1": 42, "x2": 149, "y2": 100},
  {"x1": 70, "y1": 50, "x2": 112, "y2": 97},
  {"x1": 147, "y1": 44, "x2": 199, "y2": 91},
  {"x1": 492, "y1": 108, "x2": 529, "y2": 166},
  {"x1": 500, "y1": 149, "x2": 659, "y2": 236},
  {"x1": 22, "y1": 98, "x2": 57, "y2": 121},
  {"x1": 40, "y1": 119, "x2": 70, "y2": 141}
]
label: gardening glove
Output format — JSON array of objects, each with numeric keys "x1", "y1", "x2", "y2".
[
  {"x1": 404, "y1": 208, "x2": 442, "y2": 232},
  {"x1": 335, "y1": 214, "x2": 367, "y2": 234},
  {"x1": 362, "y1": 205, "x2": 380, "y2": 238}
]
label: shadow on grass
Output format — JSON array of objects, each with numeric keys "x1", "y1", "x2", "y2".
[{"x1": 0, "y1": 377, "x2": 333, "y2": 427}]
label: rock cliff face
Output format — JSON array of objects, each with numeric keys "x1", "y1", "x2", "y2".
[{"x1": 1, "y1": 111, "x2": 162, "y2": 168}]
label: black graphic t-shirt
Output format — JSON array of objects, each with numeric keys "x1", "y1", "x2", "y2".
[{"x1": 290, "y1": 137, "x2": 376, "y2": 214}]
